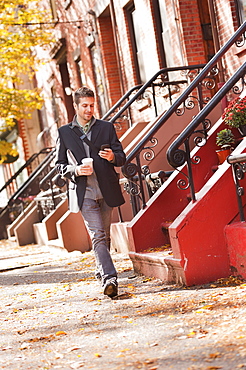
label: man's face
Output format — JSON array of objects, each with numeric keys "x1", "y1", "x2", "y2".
[{"x1": 74, "y1": 96, "x2": 95, "y2": 125}]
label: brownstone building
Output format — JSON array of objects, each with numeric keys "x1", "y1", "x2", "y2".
[{"x1": 34, "y1": 0, "x2": 245, "y2": 147}]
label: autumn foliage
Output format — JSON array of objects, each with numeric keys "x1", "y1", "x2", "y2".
[{"x1": 0, "y1": 0, "x2": 53, "y2": 162}]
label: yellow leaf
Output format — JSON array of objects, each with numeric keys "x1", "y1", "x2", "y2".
[
  {"x1": 187, "y1": 331, "x2": 196, "y2": 338},
  {"x1": 94, "y1": 353, "x2": 101, "y2": 357},
  {"x1": 120, "y1": 348, "x2": 130, "y2": 352},
  {"x1": 55, "y1": 331, "x2": 67, "y2": 336}
]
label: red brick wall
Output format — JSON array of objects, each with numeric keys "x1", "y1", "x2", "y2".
[
  {"x1": 36, "y1": 0, "x2": 244, "y2": 139},
  {"x1": 179, "y1": 0, "x2": 206, "y2": 65},
  {"x1": 98, "y1": 14, "x2": 122, "y2": 107}
]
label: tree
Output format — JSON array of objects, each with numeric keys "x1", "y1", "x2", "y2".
[{"x1": 0, "y1": 0, "x2": 53, "y2": 163}]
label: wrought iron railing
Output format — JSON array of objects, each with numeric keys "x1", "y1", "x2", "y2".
[
  {"x1": 108, "y1": 65, "x2": 206, "y2": 127},
  {"x1": 167, "y1": 62, "x2": 246, "y2": 200},
  {"x1": 101, "y1": 84, "x2": 143, "y2": 125},
  {"x1": 0, "y1": 147, "x2": 53, "y2": 195},
  {"x1": 0, "y1": 148, "x2": 56, "y2": 238},
  {"x1": 7, "y1": 148, "x2": 56, "y2": 207},
  {"x1": 36, "y1": 65, "x2": 206, "y2": 220},
  {"x1": 122, "y1": 22, "x2": 246, "y2": 215},
  {"x1": 227, "y1": 152, "x2": 246, "y2": 221}
]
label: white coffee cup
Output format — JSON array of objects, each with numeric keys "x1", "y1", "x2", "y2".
[{"x1": 82, "y1": 157, "x2": 93, "y2": 171}]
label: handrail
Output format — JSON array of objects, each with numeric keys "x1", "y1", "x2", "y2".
[
  {"x1": 101, "y1": 84, "x2": 143, "y2": 121},
  {"x1": 109, "y1": 64, "x2": 206, "y2": 123},
  {"x1": 0, "y1": 148, "x2": 56, "y2": 217},
  {"x1": 0, "y1": 147, "x2": 54, "y2": 194},
  {"x1": 39, "y1": 167, "x2": 58, "y2": 191},
  {"x1": 10, "y1": 149, "x2": 56, "y2": 203},
  {"x1": 168, "y1": 62, "x2": 246, "y2": 168},
  {"x1": 38, "y1": 64, "x2": 205, "y2": 221},
  {"x1": 227, "y1": 152, "x2": 246, "y2": 222},
  {"x1": 120, "y1": 22, "x2": 246, "y2": 215},
  {"x1": 227, "y1": 152, "x2": 246, "y2": 164},
  {"x1": 122, "y1": 22, "x2": 246, "y2": 168},
  {"x1": 167, "y1": 61, "x2": 246, "y2": 200}
]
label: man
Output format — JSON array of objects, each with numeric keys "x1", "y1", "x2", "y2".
[{"x1": 56, "y1": 86, "x2": 126, "y2": 298}]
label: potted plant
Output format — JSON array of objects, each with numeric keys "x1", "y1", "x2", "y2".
[
  {"x1": 222, "y1": 95, "x2": 246, "y2": 136},
  {"x1": 216, "y1": 128, "x2": 235, "y2": 164}
]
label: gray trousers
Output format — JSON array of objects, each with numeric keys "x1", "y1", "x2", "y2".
[{"x1": 81, "y1": 198, "x2": 117, "y2": 285}]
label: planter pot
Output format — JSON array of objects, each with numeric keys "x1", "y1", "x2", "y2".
[
  {"x1": 216, "y1": 148, "x2": 231, "y2": 165},
  {"x1": 238, "y1": 125, "x2": 246, "y2": 137}
]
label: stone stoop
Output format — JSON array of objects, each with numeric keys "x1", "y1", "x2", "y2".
[
  {"x1": 128, "y1": 250, "x2": 185, "y2": 284},
  {"x1": 111, "y1": 222, "x2": 130, "y2": 255}
]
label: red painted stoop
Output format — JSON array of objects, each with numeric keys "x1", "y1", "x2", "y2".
[
  {"x1": 127, "y1": 123, "x2": 246, "y2": 286},
  {"x1": 225, "y1": 222, "x2": 246, "y2": 279}
]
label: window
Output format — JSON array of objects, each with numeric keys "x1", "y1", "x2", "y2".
[
  {"x1": 90, "y1": 44, "x2": 108, "y2": 116},
  {"x1": 236, "y1": 0, "x2": 246, "y2": 24},
  {"x1": 75, "y1": 57, "x2": 87, "y2": 87},
  {"x1": 153, "y1": 0, "x2": 183, "y2": 79},
  {"x1": 125, "y1": 2, "x2": 142, "y2": 83},
  {"x1": 51, "y1": 86, "x2": 59, "y2": 125},
  {"x1": 49, "y1": 0, "x2": 58, "y2": 22}
]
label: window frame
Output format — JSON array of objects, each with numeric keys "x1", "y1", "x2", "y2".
[
  {"x1": 235, "y1": 0, "x2": 245, "y2": 25},
  {"x1": 124, "y1": 1, "x2": 142, "y2": 84}
]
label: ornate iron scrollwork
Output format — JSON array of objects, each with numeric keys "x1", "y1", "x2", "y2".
[
  {"x1": 232, "y1": 75, "x2": 246, "y2": 95},
  {"x1": 142, "y1": 137, "x2": 158, "y2": 161},
  {"x1": 168, "y1": 148, "x2": 187, "y2": 168},
  {"x1": 124, "y1": 180, "x2": 141, "y2": 196},
  {"x1": 141, "y1": 165, "x2": 150, "y2": 176},
  {"x1": 235, "y1": 31, "x2": 246, "y2": 47},
  {"x1": 177, "y1": 172, "x2": 190, "y2": 190},
  {"x1": 175, "y1": 96, "x2": 199, "y2": 116},
  {"x1": 191, "y1": 155, "x2": 201, "y2": 165},
  {"x1": 201, "y1": 66, "x2": 220, "y2": 90},
  {"x1": 122, "y1": 161, "x2": 138, "y2": 178},
  {"x1": 193, "y1": 130, "x2": 208, "y2": 148},
  {"x1": 235, "y1": 162, "x2": 246, "y2": 181},
  {"x1": 180, "y1": 68, "x2": 201, "y2": 81},
  {"x1": 233, "y1": 162, "x2": 246, "y2": 197}
]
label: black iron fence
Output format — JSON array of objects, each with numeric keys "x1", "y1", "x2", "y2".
[
  {"x1": 122, "y1": 22, "x2": 246, "y2": 215},
  {"x1": 0, "y1": 148, "x2": 56, "y2": 238},
  {"x1": 228, "y1": 152, "x2": 246, "y2": 222},
  {"x1": 107, "y1": 65, "x2": 206, "y2": 129}
]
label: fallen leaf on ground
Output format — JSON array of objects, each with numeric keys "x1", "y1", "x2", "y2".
[
  {"x1": 55, "y1": 331, "x2": 67, "y2": 336},
  {"x1": 70, "y1": 361, "x2": 84, "y2": 368},
  {"x1": 67, "y1": 347, "x2": 82, "y2": 352},
  {"x1": 209, "y1": 352, "x2": 221, "y2": 359}
]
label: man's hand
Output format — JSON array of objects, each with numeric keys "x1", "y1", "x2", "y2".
[
  {"x1": 76, "y1": 164, "x2": 93, "y2": 176},
  {"x1": 99, "y1": 148, "x2": 115, "y2": 162}
]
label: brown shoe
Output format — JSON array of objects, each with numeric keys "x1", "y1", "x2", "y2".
[{"x1": 103, "y1": 279, "x2": 118, "y2": 298}]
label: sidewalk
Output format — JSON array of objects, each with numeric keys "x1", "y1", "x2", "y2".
[{"x1": 0, "y1": 239, "x2": 246, "y2": 370}]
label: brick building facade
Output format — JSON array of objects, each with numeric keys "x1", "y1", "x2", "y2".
[{"x1": 19, "y1": 0, "x2": 246, "y2": 151}]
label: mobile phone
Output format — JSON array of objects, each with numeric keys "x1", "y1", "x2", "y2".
[{"x1": 101, "y1": 144, "x2": 110, "y2": 151}]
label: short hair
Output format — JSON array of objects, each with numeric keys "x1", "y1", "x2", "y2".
[{"x1": 74, "y1": 86, "x2": 95, "y2": 105}]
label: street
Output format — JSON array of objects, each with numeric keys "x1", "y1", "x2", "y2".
[{"x1": 0, "y1": 240, "x2": 246, "y2": 370}]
